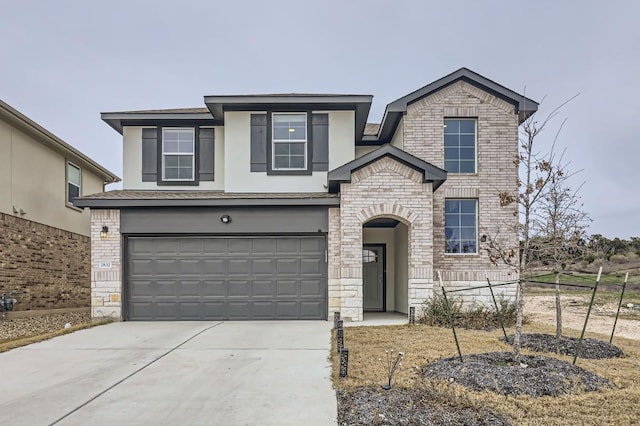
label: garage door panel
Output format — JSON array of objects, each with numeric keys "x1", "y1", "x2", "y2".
[
  {"x1": 228, "y1": 239, "x2": 251, "y2": 255},
  {"x1": 156, "y1": 280, "x2": 177, "y2": 296},
  {"x1": 129, "y1": 302, "x2": 154, "y2": 320},
  {"x1": 179, "y1": 280, "x2": 201, "y2": 297},
  {"x1": 203, "y1": 301, "x2": 227, "y2": 319},
  {"x1": 252, "y1": 239, "x2": 277, "y2": 255},
  {"x1": 179, "y1": 259, "x2": 202, "y2": 275},
  {"x1": 276, "y1": 258, "x2": 299, "y2": 275},
  {"x1": 155, "y1": 259, "x2": 179, "y2": 275},
  {"x1": 276, "y1": 301, "x2": 299, "y2": 319},
  {"x1": 277, "y1": 239, "x2": 299, "y2": 255},
  {"x1": 301, "y1": 258, "x2": 322, "y2": 275},
  {"x1": 154, "y1": 239, "x2": 178, "y2": 255},
  {"x1": 126, "y1": 236, "x2": 326, "y2": 320},
  {"x1": 252, "y1": 280, "x2": 276, "y2": 297},
  {"x1": 252, "y1": 258, "x2": 275, "y2": 275},
  {"x1": 203, "y1": 280, "x2": 226, "y2": 297},
  {"x1": 203, "y1": 259, "x2": 226, "y2": 275},
  {"x1": 228, "y1": 302, "x2": 251, "y2": 319},
  {"x1": 228, "y1": 280, "x2": 250, "y2": 297},
  {"x1": 203, "y1": 239, "x2": 227, "y2": 255},
  {"x1": 228, "y1": 259, "x2": 250, "y2": 275},
  {"x1": 300, "y1": 280, "x2": 324, "y2": 297},
  {"x1": 276, "y1": 280, "x2": 298, "y2": 297},
  {"x1": 178, "y1": 239, "x2": 203, "y2": 255},
  {"x1": 178, "y1": 302, "x2": 202, "y2": 320},
  {"x1": 300, "y1": 301, "x2": 324, "y2": 319},
  {"x1": 155, "y1": 302, "x2": 178, "y2": 320}
]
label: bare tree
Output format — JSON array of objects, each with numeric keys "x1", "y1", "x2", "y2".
[
  {"x1": 485, "y1": 93, "x2": 580, "y2": 361},
  {"x1": 532, "y1": 165, "x2": 591, "y2": 338}
]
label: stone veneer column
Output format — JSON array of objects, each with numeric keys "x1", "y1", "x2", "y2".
[
  {"x1": 337, "y1": 157, "x2": 434, "y2": 321},
  {"x1": 327, "y1": 207, "x2": 342, "y2": 316},
  {"x1": 90, "y1": 209, "x2": 122, "y2": 320}
]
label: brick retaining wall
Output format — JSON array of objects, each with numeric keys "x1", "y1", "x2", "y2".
[{"x1": 0, "y1": 212, "x2": 90, "y2": 310}]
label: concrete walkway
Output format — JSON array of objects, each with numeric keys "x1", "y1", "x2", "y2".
[{"x1": 0, "y1": 321, "x2": 337, "y2": 425}]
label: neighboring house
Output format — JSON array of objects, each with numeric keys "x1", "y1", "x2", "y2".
[
  {"x1": 0, "y1": 99, "x2": 120, "y2": 310},
  {"x1": 75, "y1": 68, "x2": 538, "y2": 322}
]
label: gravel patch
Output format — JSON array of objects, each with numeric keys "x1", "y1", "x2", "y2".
[
  {"x1": 0, "y1": 312, "x2": 91, "y2": 341},
  {"x1": 338, "y1": 385, "x2": 508, "y2": 426},
  {"x1": 422, "y1": 352, "x2": 613, "y2": 397},
  {"x1": 501, "y1": 333, "x2": 623, "y2": 359}
]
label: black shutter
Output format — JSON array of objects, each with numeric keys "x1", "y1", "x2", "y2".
[
  {"x1": 312, "y1": 113, "x2": 329, "y2": 171},
  {"x1": 199, "y1": 128, "x2": 215, "y2": 181},
  {"x1": 250, "y1": 114, "x2": 268, "y2": 172},
  {"x1": 141, "y1": 128, "x2": 157, "y2": 181}
]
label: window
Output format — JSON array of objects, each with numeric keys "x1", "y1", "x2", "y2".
[
  {"x1": 445, "y1": 199, "x2": 477, "y2": 254},
  {"x1": 362, "y1": 249, "x2": 378, "y2": 263},
  {"x1": 272, "y1": 113, "x2": 307, "y2": 170},
  {"x1": 162, "y1": 128, "x2": 195, "y2": 181},
  {"x1": 67, "y1": 162, "x2": 81, "y2": 204},
  {"x1": 444, "y1": 119, "x2": 476, "y2": 173}
]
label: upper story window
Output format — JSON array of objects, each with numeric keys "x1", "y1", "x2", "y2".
[
  {"x1": 162, "y1": 128, "x2": 195, "y2": 181},
  {"x1": 272, "y1": 113, "x2": 307, "y2": 170},
  {"x1": 66, "y1": 162, "x2": 81, "y2": 205},
  {"x1": 445, "y1": 199, "x2": 478, "y2": 254},
  {"x1": 444, "y1": 119, "x2": 476, "y2": 173}
]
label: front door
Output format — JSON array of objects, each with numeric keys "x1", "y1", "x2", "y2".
[{"x1": 363, "y1": 244, "x2": 385, "y2": 311}]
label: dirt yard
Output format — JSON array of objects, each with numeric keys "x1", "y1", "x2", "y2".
[{"x1": 525, "y1": 294, "x2": 640, "y2": 340}]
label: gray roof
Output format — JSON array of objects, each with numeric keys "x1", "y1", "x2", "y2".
[
  {"x1": 0, "y1": 99, "x2": 120, "y2": 183},
  {"x1": 364, "y1": 67, "x2": 540, "y2": 145},
  {"x1": 73, "y1": 190, "x2": 339, "y2": 208},
  {"x1": 327, "y1": 144, "x2": 447, "y2": 193}
]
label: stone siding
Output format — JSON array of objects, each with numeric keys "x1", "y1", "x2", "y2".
[
  {"x1": 90, "y1": 209, "x2": 122, "y2": 319},
  {"x1": 0, "y1": 212, "x2": 90, "y2": 310},
  {"x1": 403, "y1": 80, "x2": 519, "y2": 294},
  {"x1": 333, "y1": 156, "x2": 434, "y2": 321}
]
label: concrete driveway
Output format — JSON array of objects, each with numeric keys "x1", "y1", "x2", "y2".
[{"x1": 0, "y1": 321, "x2": 337, "y2": 425}]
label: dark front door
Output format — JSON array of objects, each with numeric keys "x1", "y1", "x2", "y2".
[
  {"x1": 363, "y1": 244, "x2": 385, "y2": 311},
  {"x1": 125, "y1": 236, "x2": 327, "y2": 320}
]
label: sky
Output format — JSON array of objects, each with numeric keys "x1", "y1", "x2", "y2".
[{"x1": 1, "y1": 0, "x2": 638, "y2": 239}]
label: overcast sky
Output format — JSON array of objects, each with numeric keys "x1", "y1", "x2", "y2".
[{"x1": 1, "y1": 1, "x2": 638, "y2": 238}]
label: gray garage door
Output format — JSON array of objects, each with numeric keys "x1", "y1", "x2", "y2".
[{"x1": 126, "y1": 236, "x2": 327, "y2": 320}]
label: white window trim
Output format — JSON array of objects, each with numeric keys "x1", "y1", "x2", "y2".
[
  {"x1": 444, "y1": 198, "x2": 479, "y2": 255},
  {"x1": 162, "y1": 127, "x2": 195, "y2": 181},
  {"x1": 66, "y1": 161, "x2": 82, "y2": 209},
  {"x1": 272, "y1": 112, "x2": 308, "y2": 171},
  {"x1": 444, "y1": 118, "x2": 477, "y2": 174}
]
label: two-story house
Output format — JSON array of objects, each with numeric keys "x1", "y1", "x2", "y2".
[
  {"x1": 75, "y1": 68, "x2": 538, "y2": 322},
  {"x1": 0, "y1": 99, "x2": 120, "y2": 311}
]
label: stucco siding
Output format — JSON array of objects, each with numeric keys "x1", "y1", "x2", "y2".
[
  {"x1": 224, "y1": 111, "x2": 354, "y2": 193},
  {"x1": 0, "y1": 117, "x2": 103, "y2": 235},
  {"x1": 122, "y1": 126, "x2": 225, "y2": 191}
]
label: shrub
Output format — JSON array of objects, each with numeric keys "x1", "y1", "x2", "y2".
[{"x1": 417, "y1": 293, "x2": 524, "y2": 330}]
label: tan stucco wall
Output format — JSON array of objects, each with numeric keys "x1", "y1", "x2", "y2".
[
  {"x1": 224, "y1": 111, "x2": 355, "y2": 193},
  {"x1": 0, "y1": 118, "x2": 103, "y2": 236},
  {"x1": 122, "y1": 126, "x2": 225, "y2": 190},
  {"x1": 390, "y1": 117, "x2": 404, "y2": 149}
]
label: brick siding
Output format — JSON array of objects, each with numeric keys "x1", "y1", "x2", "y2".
[{"x1": 0, "y1": 212, "x2": 90, "y2": 310}]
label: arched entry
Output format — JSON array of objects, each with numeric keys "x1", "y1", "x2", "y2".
[{"x1": 362, "y1": 216, "x2": 410, "y2": 315}]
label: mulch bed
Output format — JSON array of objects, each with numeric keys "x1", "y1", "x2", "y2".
[
  {"x1": 501, "y1": 333, "x2": 624, "y2": 359},
  {"x1": 337, "y1": 385, "x2": 508, "y2": 426},
  {"x1": 421, "y1": 351, "x2": 613, "y2": 397}
]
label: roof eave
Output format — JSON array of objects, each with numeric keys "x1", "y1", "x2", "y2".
[
  {"x1": 101, "y1": 112, "x2": 215, "y2": 135},
  {"x1": 0, "y1": 100, "x2": 120, "y2": 183},
  {"x1": 73, "y1": 197, "x2": 341, "y2": 209}
]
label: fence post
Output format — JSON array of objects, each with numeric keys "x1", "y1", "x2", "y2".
[
  {"x1": 487, "y1": 278, "x2": 508, "y2": 341},
  {"x1": 610, "y1": 272, "x2": 628, "y2": 344},
  {"x1": 573, "y1": 267, "x2": 602, "y2": 365},
  {"x1": 339, "y1": 349, "x2": 349, "y2": 378}
]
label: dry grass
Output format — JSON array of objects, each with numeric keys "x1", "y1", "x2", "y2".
[
  {"x1": 331, "y1": 323, "x2": 640, "y2": 425},
  {"x1": 0, "y1": 320, "x2": 111, "y2": 353}
]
